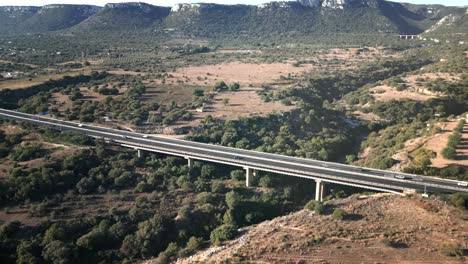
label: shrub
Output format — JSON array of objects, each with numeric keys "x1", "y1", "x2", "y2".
[
  {"x1": 229, "y1": 83, "x2": 240, "y2": 91},
  {"x1": 304, "y1": 200, "x2": 324, "y2": 214},
  {"x1": 381, "y1": 238, "x2": 394, "y2": 247},
  {"x1": 193, "y1": 89, "x2": 204, "y2": 97},
  {"x1": 440, "y1": 242, "x2": 463, "y2": 258},
  {"x1": 448, "y1": 193, "x2": 468, "y2": 210},
  {"x1": 186, "y1": 236, "x2": 203, "y2": 252},
  {"x1": 314, "y1": 202, "x2": 325, "y2": 215},
  {"x1": 304, "y1": 200, "x2": 318, "y2": 211},
  {"x1": 210, "y1": 224, "x2": 237, "y2": 245},
  {"x1": 230, "y1": 170, "x2": 245, "y2": 181},
  {"x1": 213, "y1": 81, "x2": 228, "y2": 91},
  {"x1": 441, "y1": 147, "x2": 457, "y2": 160},
  {"x1": 332, "y1": 208, "x2": 347, "y2": 220},
  {"x1": 258, "y1": 176, "x2": 273, "y2": 188}
]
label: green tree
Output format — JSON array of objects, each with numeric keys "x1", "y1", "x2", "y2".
[
  {"x1": 210, "y1": 224, "x2": 237, "y2": 245},
  {"x1": 225, "y1": 191, "x2": 241, "y2": 209},
  {"x1": 213, "y1": 81, "x2": 228, "y2": 91}
]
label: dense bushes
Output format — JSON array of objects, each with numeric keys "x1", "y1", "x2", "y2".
[
  {"x1": 210, "y1": 224, "x2": 237, "y2": 245},
  {"x1": 441, "y1": 119, "x2": 465, "y2": 160},
  {"x1": 304, "y1": 200, "x2": 324, "y2": 215}
]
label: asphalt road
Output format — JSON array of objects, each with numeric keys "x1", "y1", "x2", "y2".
[{"x1": 0, "y1": 108, "x2": 466, "y2": 194}]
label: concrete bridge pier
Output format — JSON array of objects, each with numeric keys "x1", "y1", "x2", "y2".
[
  {"x1": 245, "y1": 167, "x2": 256, "y2": 187},
  {"x1": 185, "y1": 157, "x2": 194, "y2": 170},
  {"x1": 315, "y1": 179, "x2": 325, "y2": 202},
  {"x1": 137, "y1": 149, "x2": 145, "y2": 158}
]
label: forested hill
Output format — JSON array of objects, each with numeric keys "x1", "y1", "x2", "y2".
[
  {"x1": 0, "y1": 1, "x2": 464, "y2": 38},
  {"x1": 0, "y1": 5, "x2": 100, "y2": 34}
]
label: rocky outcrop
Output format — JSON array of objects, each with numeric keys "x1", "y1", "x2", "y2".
[
  {"x1": 104, "y1": 2, "x2": 157, "y2": 13},
  {"x1": 297, "y1": 0, "x2": 378, "y2": 9}
]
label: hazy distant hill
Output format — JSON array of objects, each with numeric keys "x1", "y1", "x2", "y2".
[
  {"x1": 69, "y1": 2, "x2": 170, "y2": 33},
  {"x1": 0, "y1": 6, "x2": 40, "y2": 34},
  {"x1": 423, "y1": 8, "x2": 468, "y2": 35},
  {"x1": 0, "y1": 1, "x2": 465, "y2": 38},
  {"x1": 160, "y1": 0, "x2": 465, "y2": 38},
  {"x1": 0, "y1": 5, "x2": 100, "y2": 34}
]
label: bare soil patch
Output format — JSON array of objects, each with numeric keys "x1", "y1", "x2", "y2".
[
  {"x1": 107, "y1": 69, "x2": 146, "y2": 76},
  {"x1": 161, "y1": 61, "x2": 313, "y2": 87},
  {"x1": 352, "y1": 111, "x2": 381, "y2": 122},
  {"x1": 213, "y1": 49, "x2": 262, "y2": 54},
  {"x1": 404, "y1": 72, "x2": 461, "y2": 87},
  {"x1": 426, "y1": 120, "x2": 468, "y2": 168},
  {"x1": 370, "y1": 84, "x2": 436, "y2": 101},
  {"x1": 199, "y1": 88, "x2": 294, "y2": 119},
  {"x1": 0, "y1": 69, "x2": 92, "y2": 90}
]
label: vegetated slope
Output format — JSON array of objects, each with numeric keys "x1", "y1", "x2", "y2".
[
  {"x1": 17, "y1": 5, "x2": 101, "y2": 33},
  {"x1": 399, "y1": 3, "x2": 465, "y2": 32},
  {"x1": 175, "y1": 194, "x2": 467, "y2": 264},
  {"x1": 0, "y1": 6, "x2": 40, "y2": 34},
  {"x1": 69, "y1": 2, "x2": 170, "y2": 33},
  {"x1": 161, "y1": 0, "x2": 464, "y2": 39},
  {"x1": 2, "y1": 1, "x2": 465, "y2": 38},
  {"x1": 424, "y1": 9, "x2": 468, "y2": 35}
]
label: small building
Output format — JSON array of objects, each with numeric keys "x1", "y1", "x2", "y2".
[{"x1": 196, "y1": 107, "x2": 205, "y2": 113}]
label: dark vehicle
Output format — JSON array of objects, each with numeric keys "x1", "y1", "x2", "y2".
[{"x1": 234, "y1": 156, "x2": 243, "y2": 160}]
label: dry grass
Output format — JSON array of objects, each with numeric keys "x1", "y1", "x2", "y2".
[
  {"x1": 370, "y1": 85, "x2": 436, "y2": 102},
  {"x1": 192, "y1": 87, "x2": 295, "y2": 122},
  {"x1": 0, "y1": 69, "x2": 92, "y2": 90},
  {"x1": 160, "y1": 61, "x2": 313, "y2": 87},
  {"x1": 174, "y1": 194, "x2": 467, "y2": 264},
  {"x1": 426, "y1": 120, "x2": 468, "y2": 168}
]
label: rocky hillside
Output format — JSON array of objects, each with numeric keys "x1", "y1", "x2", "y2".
[
  {"x1": 0, "y1": 1, "x2": 465, "y2": 38},
  {"x1": 0, "y1": 5, "x2": 100, "y2": 34},
  {"x1": 424, "y1": 8, "x2": 468, "y2": 35},
  {"x1": 69, "y1": 2, "x2": 170, "y2": 33},
  {"x1": 173, "y1": 194, "x2": 467, "y2": 263},
  {"x1": 160, "y1": 0, "x2": 462, "y2": 37}
]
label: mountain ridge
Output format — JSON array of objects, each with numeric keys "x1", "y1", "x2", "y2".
[{"x1": 0, "y1": 1, "x2": 465, "y2": 38}]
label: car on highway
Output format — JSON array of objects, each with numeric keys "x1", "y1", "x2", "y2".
[
  {"x1": 122, "y1": 136, "x2": 129, "y2": 139},
  {"x1": 457, "y1": 182, "x2": 468, "y2": 187},
  {"x1": 394, "y1": 174, "x2": 406, "y2": 179},
  {"x1": 234, "y1": 156, "x2": 243, "y2": 160},
  {"x1": 142, "y1": 135, "x2": 149, "y2": 138},
  {"x1": 78, "y1": 124, "x2": 84, "y2": 127}
]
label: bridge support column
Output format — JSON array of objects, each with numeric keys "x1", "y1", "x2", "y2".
[
  {"x1": 185, "y1": 157, "x2": 194, "y2": 170},
  {"x1": 315, "y1": 180, "x2": 325, "y2": 202},
  {"x1": 245, "y1": 167, "x2": 254, "y2": 187},
  {"x1": 137, "y1": 149, "x2": 144, "y2": 158}
]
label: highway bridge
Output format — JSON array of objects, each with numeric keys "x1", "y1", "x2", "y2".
[{"x1": 0, "y1": 108, "x2": 466, "y2": 201}]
